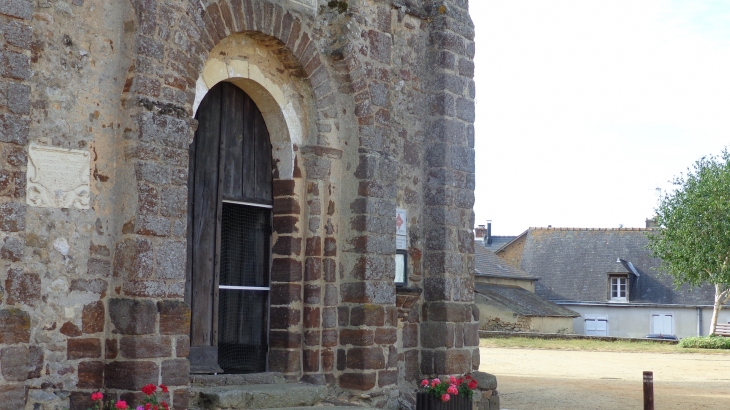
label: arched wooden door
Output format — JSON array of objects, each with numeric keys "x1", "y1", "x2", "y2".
[{"x1": 186, "y1": 82, "x2": 273, "y2": 374}]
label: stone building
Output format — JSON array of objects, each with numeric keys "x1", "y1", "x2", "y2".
[{"x1": 0, "y1": 0, "x2": 479, "y2": 408}]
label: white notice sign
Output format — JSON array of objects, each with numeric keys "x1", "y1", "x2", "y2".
[
  {"x1": 396, "y1": 208, "x2": 407, "y2": 236},
  {"x1": 27, "y1": 144, "x2": 91, "y2": 209},
  {"x1": 396, "y1": 208, "x2": 407, "y2": 250}
]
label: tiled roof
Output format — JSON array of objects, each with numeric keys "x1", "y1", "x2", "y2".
[
  {"x1": 474, "y1": 244, "x2": 537, "y2": 280},
  {"x1": 475, "y1": 283, "x2": 580, "y2": 317},
  {"x1": 519, "y1": 227, "x2": 717, "y2": 305}
]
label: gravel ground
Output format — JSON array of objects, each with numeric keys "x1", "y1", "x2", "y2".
[{"x1": 479, "y1": 347, "x2": 730, "y2": 409}]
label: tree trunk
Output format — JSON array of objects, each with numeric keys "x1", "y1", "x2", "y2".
[
  {"x1": 710, "y1": 283, "x2": 730, "y2": 335},
  {"x1": 710, "y1": 283, "x2": 721, "y2": 335}
]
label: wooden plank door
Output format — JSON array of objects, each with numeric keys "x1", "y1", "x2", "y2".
[{"x1": 187, "y1": 82, "x2": 273, "y2": 374}]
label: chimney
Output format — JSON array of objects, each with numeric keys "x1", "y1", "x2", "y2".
[
  {"x1": 474, "y1": 225, "x2": 486, "y2": 239},
  {"x1": 486, "y1": 221, "x2": 492, "y2": 245},
  {"x1": 646, "y1": 218, "x2": 657, "y2": 228}
]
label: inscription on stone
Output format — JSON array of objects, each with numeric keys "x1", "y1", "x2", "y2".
[{"x1": 27, "y1": 144, "x2": 91, "y2": 209}]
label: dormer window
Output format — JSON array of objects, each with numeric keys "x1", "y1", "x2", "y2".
[{"x1": 610, "y1": 276, "x2": 628, "y2": 302}]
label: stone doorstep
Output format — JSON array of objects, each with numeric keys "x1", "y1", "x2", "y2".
[
  {"x1": 190, "y1": 372, "x2": 286, "y2": 387},
  {"x1": 266, "y1": 407, "x2": 370, "y2": 410},
  {"x1": 193, "y1": 382, "x2": 328, "y2": 409}
]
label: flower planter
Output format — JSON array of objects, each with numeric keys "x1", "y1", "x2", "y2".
[{"x1": 416, "y1": 392, "x2": 472, "y2": 410}]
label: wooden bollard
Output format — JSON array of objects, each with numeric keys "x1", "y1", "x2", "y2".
[{"x1": 643, "y1": 371, "x2": 654, "y2": 410}]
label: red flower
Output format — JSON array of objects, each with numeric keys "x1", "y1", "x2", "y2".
[
  {"x1": 468, "y1": 379, "x2": 478, "y2": 390},
  {"x1": 449, "y1": 375, "x2": 457, "y2": 384},
  {"x1": 447, "y1": 384, "x2": 458, "y2": 395},
  {"x1": 431, "y1": 378, "x2": 440, "y2": 388},
  {"x1": 114, "y1": 400, "x2": 128, "y2": 409},
  {"x1": 421, "y1": 379, "x2": 429, "y2": 387},
  {"x1": 441, "y1": 393, "x2": 450, "y2": 402},
  {"x1": 457, "y1": 377, "x2": 464, "y2": 385},
  {"x1": 145, "y1": 404, "x2": 152, "y2": 410},
  {"x1": 91, "y1": 392, "x2": 103, "y2": 401},
  {"x1": 162, "y1": 402, "x2": 170, "y2": 410},
  {"x1": 159, "y1": 384, "x2": 169, "y2": 393},
  {"x1": 141, "y1": 384, "x2": 157, "y2": 395}
]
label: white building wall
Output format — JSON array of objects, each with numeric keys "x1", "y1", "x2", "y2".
[{"x1": 567, "y1": 304, "x2": 730, "y2": 339}]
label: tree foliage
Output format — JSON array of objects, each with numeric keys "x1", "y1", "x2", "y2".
[{"x1": 647, "y1": 149, "x2": 730, "y2": 334}]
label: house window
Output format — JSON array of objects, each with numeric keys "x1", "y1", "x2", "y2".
[
  {"x1": 651, "y1": 313, "x2": 674, "y2": 336},
  {"x1": 395, "y1": 250, "x2": 408, "y2": 286},
  {"x1": 585, "y1": 315, "x2": 608, "y2": 336},
  {"x1": 610, "y1": 277, "x2": 627, "y2": 301}
]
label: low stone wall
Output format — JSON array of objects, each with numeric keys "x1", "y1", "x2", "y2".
[
  {"x1": 480, "y1": 317, "x2": 533, "y2": 333},
  {"x1": 479, "y1": 331, "x2": 679, "y2": 344}
]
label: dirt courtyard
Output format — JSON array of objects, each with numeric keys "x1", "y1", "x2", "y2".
[{"x1": 479, "y1": 347, "x2": 730, "y2": 409}]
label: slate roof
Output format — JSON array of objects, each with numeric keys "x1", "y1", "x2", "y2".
[
  {"x1": 474, "y1": 244, "x2": 537, "y2": 280},
  {"x1": 519, "y1": 227, "x2": 717, "y2": 305},
  {"x1": 475, "y1": 283, "x2": 580, "y2": 317},
  {"x1": 479, "y1": 236, "x2": 518, "y2": 252}
]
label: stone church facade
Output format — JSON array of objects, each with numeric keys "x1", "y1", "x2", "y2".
[{"x1": 0, "y1": 0, "x2": 478, "y2": 408}]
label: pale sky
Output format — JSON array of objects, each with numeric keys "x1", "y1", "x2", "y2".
[{"x1": 470, "y1": 1, "x2": 730, "y2": 235}]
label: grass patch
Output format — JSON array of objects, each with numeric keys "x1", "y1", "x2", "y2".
[
  {"x1": 679, "y1": 335, "x2": 730, "y2": 349},
  {"x1": 480, "y1": 336, "x2": 730, "y2": 354}
]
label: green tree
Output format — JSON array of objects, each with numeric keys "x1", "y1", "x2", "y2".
[{"x1": 647, "y1": 149, "x2": 730, "y2": 335}]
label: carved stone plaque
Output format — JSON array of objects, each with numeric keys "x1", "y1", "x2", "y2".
[
  {"x1": 289, "y1": 0, "x2": 317, "y2": 11},
  {"x1": 27, "y1": 144, "x2": 91, "y2": 209}
]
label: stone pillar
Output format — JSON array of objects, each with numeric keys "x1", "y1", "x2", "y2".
[
  {"x1": 0, "y1": 0, "x2": 34, "y2": 407},
  {"x1": 421, "y1": 0, "x2": 480, "y2": 377}
]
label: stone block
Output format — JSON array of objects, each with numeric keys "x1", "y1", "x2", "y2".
[
  {"x1": 346, "y1": 347, "x2": 385, "y2": 370},
  {"x1": 374, "y1": 328, "x2": 397, "y2": 345},
  {"x1": 67, "y1": 338, "x2": 102, "y2": 360},
  {"x1": 350, "y1": 304, "x2": 385, "y2": 326},
  {"x1": 269, "y1": 330, "x2": 301, "y2": 349},
  {"x1": 162, "y1": 358, "x2": 189, "y2": 386},
  {"x1": 176, "y1": 335, "x2": 190, "y2": 357},
  {"x1": 113, "y1": 238, "x2": 154, "y2": 279},
  {"x1": 0, "y1": 346, "x2": 37, "y2": 381},
  {"x1": 473, "y1": 371, "x2": 497, "y2": 390},
  {"x1": 157, "y1": 300, "x2": 191, "y2": 334},
  {"x1": 109, "y1": 298, "x2": 157, "y2": 335},
  {"x1": 268, "y1": 349, "x2": 300, "y2": 373},
  {"x1": 420, "y1": 322, "x2": 454, "y2": 348},
  {"x1": 78, "y1": 361, "x2": 104, "y2": 389},
  {"x1": 303, "y1": 284, "x2": 321, "y2": 304},
  {"x1": 434, "y1": 349, "x2": 471, "y2": 375},
  {"x1": 303, "y1": 306, "x2": 320, "y2": 328},
  {"x1": 70, "y1": 278, "x2": 108, "y2": 294},
  {"x1": 104, "y1": 361, "x2": 158, "y2": 390},
  {"x1": 272, "y1": 236, "x2": 302, "y2": 256},
  {"x1": 339, "y1": 372, "x2": 376, "y2": 391},
  {"x1": 5, "y1": 269, "x2": 39, "y2": 306},
  {"x1": 271, "y1": 258, "x2": 302, "y2": 282},
  {"x1": 0, "y1": 202, "x2": 24, "y2": 231},
  {"x1": 106, "y1": 339, "x2": 118, "y2": 359},
  {"x1": 304, "y1": 257, "x2": 322, "y2": 281},
  {"x1": 120, "y1": 335, "x2": 172, "y2": 358},
  {"x1": 155, "y1": 240, "x2": 186, "y2": 279},
  {"x1": 0, "y1": 308, "x2": 30, "y2": 343},
  {"x1": 340, "y1": 329, "x2": 374, "y2": 346},
  {"x1": 0, "y1": 235, "x2": 23, "y2": 261},
  {"x1": 270, "y1": 283, "x2": 301, "y2": 305},
  {"x1": 269, "y1": 307, "x2": 300, "y2": 329},
  {"x1": 82, "y1": 300, "x2": 105, "y2": 333},
  {"x1": 0, "y1": 384, "x2": 26, "y2": 409}
]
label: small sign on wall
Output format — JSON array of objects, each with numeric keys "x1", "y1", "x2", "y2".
[
  {"x1": 396, "y1": 208, "x2": 407, "y2": 250},
  {"x1": 26, "y1": 144, "x2": 90, "y2": 209}
]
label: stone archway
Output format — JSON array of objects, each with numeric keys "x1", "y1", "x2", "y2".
[{"x1": 185, "y1": 32, "x2": 316, "y2": 376}]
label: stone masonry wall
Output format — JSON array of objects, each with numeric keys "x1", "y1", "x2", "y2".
[{"x1": 5, "y1": 0, "x2": 478, "y2": 408}]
